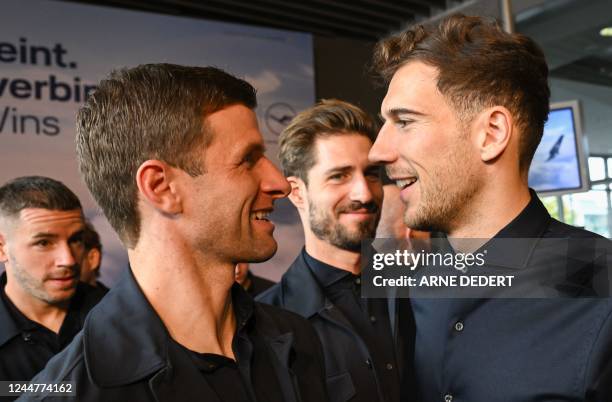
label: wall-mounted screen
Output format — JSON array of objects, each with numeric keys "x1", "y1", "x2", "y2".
[{"x1": 528, "y1": 100, "x2": 590, "y2": 196}]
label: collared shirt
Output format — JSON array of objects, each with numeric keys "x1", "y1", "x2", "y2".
[
  {"x1": 172, "y1": 284, "x2": 284, "y2": 402},
  {"x1": 0, "y1": 273, "x2": 106, "y2": 383},
  {"x1": 19, "y1": 268, "x2": 328, "y2": 402},
  {"x1": 411, "y1": 190, "x2": 612, "y2": 402},
  {"x1": 305, "y1": 251, "x2": 401, "y2": 402}
]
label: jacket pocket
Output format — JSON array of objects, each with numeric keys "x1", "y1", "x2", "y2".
[{"x1": 326, "y1": 371, "x2": 356, "y2": 402}]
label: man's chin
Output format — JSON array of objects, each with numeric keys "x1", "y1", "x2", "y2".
[
  {"x1": 246, "y1": 240, "x2": 278, "y2": 263},
  {"x1": 42, "y1": 290, "x2": 76, "y2": 306}
]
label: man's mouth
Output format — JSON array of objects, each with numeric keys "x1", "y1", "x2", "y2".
[
  {"x1": 394, "y1": 177, "x2": 417, "y2": 190},
  {"x1": 47, "y1": 274, "x2": 77, "y2": 284},
  {"x1": 250, "y1": 209, "x2": 272, "y2": 221}
]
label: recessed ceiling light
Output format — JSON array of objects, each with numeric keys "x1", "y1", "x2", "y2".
[{"x1": 600, "y1": 27, "x2": 612, "y2": 37}]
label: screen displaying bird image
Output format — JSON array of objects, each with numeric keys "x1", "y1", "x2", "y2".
[{"x1": 528, "y1": 101, "x2": 589, "y2": 195}]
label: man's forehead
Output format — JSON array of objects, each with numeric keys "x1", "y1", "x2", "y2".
[
  {"x1": 381, "y1": 61, "x2": 440, "y2": 115},
  {"x1": 312, "y1": 134, "x2": 373, "y2": 170},
  {"x1": 19, "y1": 208, "x2": 84, "y2": 227}
]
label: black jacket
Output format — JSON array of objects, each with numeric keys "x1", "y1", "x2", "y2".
[
  {"x1": 257, "y1": 252, "x2": 415, "y2": 402},
  {"x1": 19, "y1": 269, "x2": 328, "y2": 402},
  {"x1": 0, "y1": 273, "x2": 106, "y2": 383}
]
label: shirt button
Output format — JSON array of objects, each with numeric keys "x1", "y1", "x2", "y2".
[
  {"x1": 386, "y1": 363, "x2": 393, "y2": 370},
  {"x1": 355, "y1": 277, "x2": 361, "y2": 285},
  {"x1": 454, "y1": 321, "x2": 464, "y2": 332},
  {"x1": 22, "y1": 332, "x2": 32, "y2": 342},
  {"x1": 370, "y1": 316, "x2": 377, "y2": 323},
  {"x1": 365, "y1": 359, "x2": 372, "y2": 369},
  {"x1": 444, "y1": 394, "x2": 453, "y2": 402}
]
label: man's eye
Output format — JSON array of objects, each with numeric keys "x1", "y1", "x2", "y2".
[
  {"x1": 34, "y1": 240, "x2": 51, "y2": 247},
  {"x1": 329, "y1": 173, "x2": 347, "y2": 181},
  {"x1": 242, "y1": 154, "x2": 257, "y2": 167},
  {"x1": 366, "y1": 171, "x2": 381, "y2": 180},
  {"x1": 396, "y1": 120, "x2": 410, "y2": 129}
]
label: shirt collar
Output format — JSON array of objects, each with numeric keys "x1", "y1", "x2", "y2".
[
  {"x1": 474, "y1": 189, "x2": 552, "y2": 269},
  {"x1": 303, "y1": 249, "x2": 353, "y2": 288},
  {"x1": 0, "y1": 273, "x2": 21, "y2": 347},
  {"x1": 84, "y1": 268, "x2": 255, "y2": 387}
]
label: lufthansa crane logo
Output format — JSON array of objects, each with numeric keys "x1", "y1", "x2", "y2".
[{"x1": 265, "y1": 103, "x2": 296, "y2": 136}]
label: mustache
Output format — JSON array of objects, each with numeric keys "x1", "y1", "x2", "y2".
[
  {"x1": 338, "y1": 201, "x2": 379, "y2": 214},
  {"x1": 44, "y1": 266, "x2": 79, "y2": 280}
]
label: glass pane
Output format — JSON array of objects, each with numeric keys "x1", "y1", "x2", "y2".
[
  {"x1": 561, "y1": 190, "x2": 610, "y2": 237},
  {"x1": 540, "y1": 195, "x2": 560, "y2": 220},
  {"x1": 592, "y1": 184, "x2": 608, "y2": 190},
  {"x1": 608, "y1": 158, "x2": 612, "y2": 179},
  {"x1": 588, "y1": 157, "x2": 606, "y2": 181}
]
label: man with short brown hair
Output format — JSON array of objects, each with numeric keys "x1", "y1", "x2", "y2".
[
  {"x1": 23, "y1": 64, "x2": 328, "y2": 402},
  {"x1": 370, "y1": 14, "x2": 612, "y2": 401},
  {"x1": 259, "y1": 99, "x2": 414, "y2": 402},
  {"x1": 0, "y1": 176, "x2": 105, "y2": 386}
]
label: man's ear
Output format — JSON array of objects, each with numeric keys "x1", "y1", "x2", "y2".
[
  {"x1": 87, "y1": 248, "x2": 102, "y2": 271},
  {"x1": 0, "y1": 232, "x2": 8, "y2": 263},
  {"x1": 136, "y1": 160, "x2": 183, "y2": 215},
  {"x1": 287, "y1": 176, "x2": 307, "y2": 210},
  {"x1": 474, "y1": 106, "x2": 513, "y2": 163}
]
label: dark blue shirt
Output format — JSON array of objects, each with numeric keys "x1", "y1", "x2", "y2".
[{"x1": 411, "y1": 191, "x2": 612, "y2": 402}]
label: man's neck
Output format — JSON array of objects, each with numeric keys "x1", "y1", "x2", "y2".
[
  {"x1": 446, "y1": 184, "x2": 532, "y2": 252},
  {"x1": 128, "y1": 239, "x2": 237, "y2": 358},
  {"x1": 3, "y1": 281, "x2": 68, "y2": 334},
  {"x1": 304, "y1": 233, "x2": 361, "y2": 274}
]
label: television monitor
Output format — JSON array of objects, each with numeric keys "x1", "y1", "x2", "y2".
[{"x1": 528, "y1": 100, "x2": 590, "y2": 196}]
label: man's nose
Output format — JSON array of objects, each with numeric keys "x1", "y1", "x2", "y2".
[
  {"x1": 260, "y1": 157, "x2": 291, "y2": 199},
  {"x1": 369, "y1": 123, "x2": 398, "y2": 165},
  {"x1": 349, "y1": 174, "x2": 375, "y2": 204},
  {"x1": 56, "y1": 242, "x2": 78, "y2": 268}
]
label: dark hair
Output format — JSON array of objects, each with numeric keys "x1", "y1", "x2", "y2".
[
  {"x1": 0, "y1": 176, "x2": 82, "y2": 219},
  {"x1": 278, "y1": 99, "x2": 378, "y2": 184},
  {"x1": 373, "y1": 14, "x2": 550, "y2": 172},
  {"x1": 76, "y1": 63, "x2": 257, "y2": 248},
  {"x1": 82, "y1": 222, "x2": 102, "y2": 253}
]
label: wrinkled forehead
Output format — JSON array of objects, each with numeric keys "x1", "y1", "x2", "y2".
[{"x1": 15, "y1": 208, "x2": 84, "y2": 234}]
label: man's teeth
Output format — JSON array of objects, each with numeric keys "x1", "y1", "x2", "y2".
[
  {"x1": 251, "y1": 211, "x2": 270, "y2": 220},
  {"x1": 396, "y1": 178, "x2": 417, "y2": 189}
]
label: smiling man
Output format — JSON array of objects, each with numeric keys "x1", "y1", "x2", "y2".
[
  {"x1": 258, "y1": 99, "x2": 414, "y2": 402},
  {"x1": 370, "y1": 14, "x2": 612, "y2": 401},
  {"x1": 21, "y1": 65, "x2": 327, "y2": 402},
  {"x1": 0, "y1": 176, "x2": 106, "y2": 385}
]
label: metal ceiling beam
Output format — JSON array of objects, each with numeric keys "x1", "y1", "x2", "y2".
[{"x1": 174, "y1": 0, "x2": 382, "y2": 39}]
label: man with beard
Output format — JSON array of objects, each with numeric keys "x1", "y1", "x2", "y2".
[
  {"x1": 19, "y1": 64, "x2": 328, "y2": 402},
  {"x1": 369, "y1": 14, "x2": 612, "y2": 401},
  {"x1": 0, "y1": 176, "x2": 106, "y2": 386},
  {"x1": 258, "y1": 99, "x2": 414, "y2": 402}
]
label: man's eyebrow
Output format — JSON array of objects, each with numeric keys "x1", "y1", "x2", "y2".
[
  {"x1": 323, "y1": 165, "x2": 353, "y2": 176},
  {"x1": 385, "y1": 107, "x2": 426, "y2": 118},
  {"x1": 32, "y1": 233, "x2": 58, "y2": 239},
  {"x1": 241, "y1": 142, "x2": 266, "y2": 156}
]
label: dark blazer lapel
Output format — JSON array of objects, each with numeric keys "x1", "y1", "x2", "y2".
[{"x1": 265, "y1": 332, "x2": 300, "y2": 402}]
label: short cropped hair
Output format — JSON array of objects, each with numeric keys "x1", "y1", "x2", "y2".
[
  {"x1": 373, "y1": 14, "x2": 550, "y2": 172},
  {"x1": 278, "y1": 99, "x2": 378, "y2": 184},
  {"x1": 82, "y1": 222, "x2": 102, "y2": 253},
  {"x1": 0, "y1": 176, "x2": 82, "y2": 220},
  {"x1": 76, "y1": 63, "x2": 257, "y2": 248}
]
